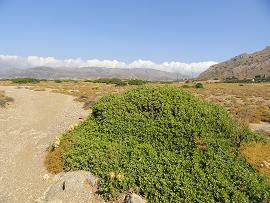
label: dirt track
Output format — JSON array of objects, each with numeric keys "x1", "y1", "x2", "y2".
[{"x1": 0, "y1": 86, "x2": 89, "y2": 203}]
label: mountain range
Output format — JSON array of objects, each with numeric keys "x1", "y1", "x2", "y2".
[
  {"x1": 198, "y1": 46, "x2": 270, "y2": 80},
  {"x1": 3, "y1": 46, "x2": 269, "y2": 81},
  {"x1": 0, "y1": 66, "x2": 184, "y2": 81}
]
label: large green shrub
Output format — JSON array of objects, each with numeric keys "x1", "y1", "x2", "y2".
[{"x1": 62, "y1": 87, "x2": 269, "y2": 202}]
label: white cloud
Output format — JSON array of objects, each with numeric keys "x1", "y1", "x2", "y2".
[{"x1": 0, "y1": 55, "x2": 217, "y2": 76}]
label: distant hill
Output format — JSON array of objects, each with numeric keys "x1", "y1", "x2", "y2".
[
  {"x1": 198, "y1": 46, "x2": 270, "y2": 80},
  {"x1": 0, "y1": 66, "x2": 185, "y2": 81}
]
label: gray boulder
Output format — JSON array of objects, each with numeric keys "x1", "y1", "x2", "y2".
[
  {"x1": 42, "y1": 171, "x2": 147, "y2": 203},
  {"x1": 43, "y1": 171, "x2": 104, "y2": 203},
  {"x1": 123, "y1": 193, "x2": 147, "y2": 203}
]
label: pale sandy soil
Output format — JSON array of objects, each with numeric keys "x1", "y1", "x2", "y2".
[
  {"x1": 250, "y1": 122, "x2": 270, "y2": 135},
  {"x1": 0, "y1": 86, "x2": 89, "y2": 203}
]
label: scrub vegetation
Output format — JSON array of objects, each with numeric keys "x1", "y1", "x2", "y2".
[
  {"x1": 1, "y1": 79, "x2": 270, "y2": 202},
  {"x1": 60, "y1": 86, "x2": 270, "y2": 202},
  {"x1": 85, "y1": 78, "x2": 148, "y2": 86},
  {"x1": 11, "y1": 78, "x2": 40, "y2": 84}
]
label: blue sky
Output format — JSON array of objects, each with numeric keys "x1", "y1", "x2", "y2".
[{"x1": 0, "y1": 0, "x2": 269, "y2": 73}]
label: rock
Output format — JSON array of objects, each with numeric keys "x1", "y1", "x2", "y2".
[
  {"x1": 42, "y1": 171, "x2": 104, "y2": 203},
  {"x1": 260, "y1": 161, "x2": 270, "y2": 168},
  {"x1": 83, "y1": 101, "x2": 96, "y2": 109},
  {"x1": 51, "y1": 137, "x2": 60, "y2": 149},
  {"x1": 43, "y1": 174, "x2": 50, "y2": 180},
  {"x1": 41, "y1": 171, "x2": 147, "y2": 203},
  {"x1": 124, "y1": 193, "x2": 147, "y2": 203},
  {"x1": 67, "y1": 123, "x2": 78, "y2": 132}
]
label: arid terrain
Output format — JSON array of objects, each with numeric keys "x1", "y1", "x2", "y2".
[
  {"x1": 0, "y1": 86, "x2": 89, "y2": 202},
  {"x1": 184, "y1": 83, "x2": 270, "y2": 128},
  {"x1": 0, "y1": 80, "x2": 270, "y2": 202},
  {"x1": 1, "y1": 80, "x2": 269, "y2": 136}
]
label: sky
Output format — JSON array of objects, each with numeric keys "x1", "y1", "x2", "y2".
[{"x1": 0, "y1": 0, "x2": 269, "y2": 74}]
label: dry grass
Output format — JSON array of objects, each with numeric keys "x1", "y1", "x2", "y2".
[
  {"x1": 182, "y1": 82, "x2": 270, "y2": 124},
  {"x1": 44, "y1": 146, "x2": 64, "y2": 174},
  {"x1": 0, "y1": 90, "x2": 14, "y2": 107},
  {"x1": 241, "y1": 142, "x2": 270, "y2": 182}
]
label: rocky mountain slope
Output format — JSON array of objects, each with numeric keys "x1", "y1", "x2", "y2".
[
  {"x1": 0, "y1": 66, "x2": 183, "y2": 81},
  {"x1": 198, "y1": 46, "x2": 270, "y2": 80}
]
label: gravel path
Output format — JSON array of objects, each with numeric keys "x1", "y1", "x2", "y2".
[{"x1": 0, "y1": 86, "x2": 89, "y2": 203}]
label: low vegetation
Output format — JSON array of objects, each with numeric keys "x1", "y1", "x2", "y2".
[
  {"x1": 127, "y1": 79, "x2": 148, "y2": 85},
  {"x1": 44, "y1": 146, "x2": 64, "y2": 174},
  {"x1": 61, "y1": 87, "x2": 270, "y2": 202},
  {"x1": 181, "y1": 82, "x2": 204, "y2": 89},
  {"x1": 195, "y1": 82, "x2": 204, "y2": 88},
  {"x1": 1, "y1": 79, "x2": 269, "y2": 193},
  {"x1": 0, "y1": 91, "x2": 14, "y2": 107},
  {"x1": 85, "y1": 78, "x2": 148, "y2": 86},
  {"x1": 185, "y1": 83, "x2": 270, "y2": 124},
  {"x1": 224, "y1": 75, "x2": 270, "y2": 83},
  {"x1": 11, "y1": 78, "x2": 40, "y2": 84}
]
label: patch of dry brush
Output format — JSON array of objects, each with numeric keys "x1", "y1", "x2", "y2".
[
  {"x1": 184, "y1": 83, "x2": 270, "y2": 124},
  {"x1": 0, "y1": 90, "x2": 14, "y2": 107}
]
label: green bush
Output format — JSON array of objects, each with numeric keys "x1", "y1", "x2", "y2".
[
  {"x1": 114, "y1": 80, "x2": 127, "y2": 86},
  {"x1": 11, "y1": 78, "x2": 40, "y2": 84},
  {"x1": 159, "y1": 81, "x2": 174, "y2": 84},
  {"x1": 195, "y1": 83, "x2": 204, "y2": 88},
  {"x1": 86, "y1": 78, "x2": 148, "y2": 86},
  {"x1": 127, "y1": 79, "x2": 147, "y2": 85},
  {"x1": 62, "y1": 87, "x2": 270, "y2": 202},
  {"x1": 92, "y1": 78, "x2": 127, "y2": 86},
  {"x1": 84, "y1": 79, "x2": 93, "y2": 82},
  {"x1": 54, "y1": 80, "x2": 62, "y2": 83}
]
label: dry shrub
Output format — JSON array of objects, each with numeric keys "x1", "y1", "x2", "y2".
[
  {"x1": 261, "y1": 111, "x2": 270, "y2": 123},
  {"x1": 44, "y1": 146, "x2": 64, "y2": 174},
  {"x1": 0, "y1": 91, "x2": 14, "y2": 107}
]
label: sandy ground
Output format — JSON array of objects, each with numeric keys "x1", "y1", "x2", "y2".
[
  {"x1": 0, "y1": 86, "x2": 89, "y2": 203},
  {"x1": 250, "y1": 122, "x2": 270, "y2": 132},
  {"x1": 250, "y1": 122, "x2": 270, "y2": 136}
]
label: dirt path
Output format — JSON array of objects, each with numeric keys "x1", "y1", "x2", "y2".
[{"x1": 0, "y1": 86, "x2": 89, "y2": 203}]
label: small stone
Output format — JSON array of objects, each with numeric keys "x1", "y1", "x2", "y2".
[
  {"x1": 54, "y1": 137, "x2": 60, "y2": 146},
  {"x1": 43, "y1": 174, "x2": 50, "y2": 180},
  {"x1": 260, "y1": 161, "x2": 270, "y2": 168}
]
